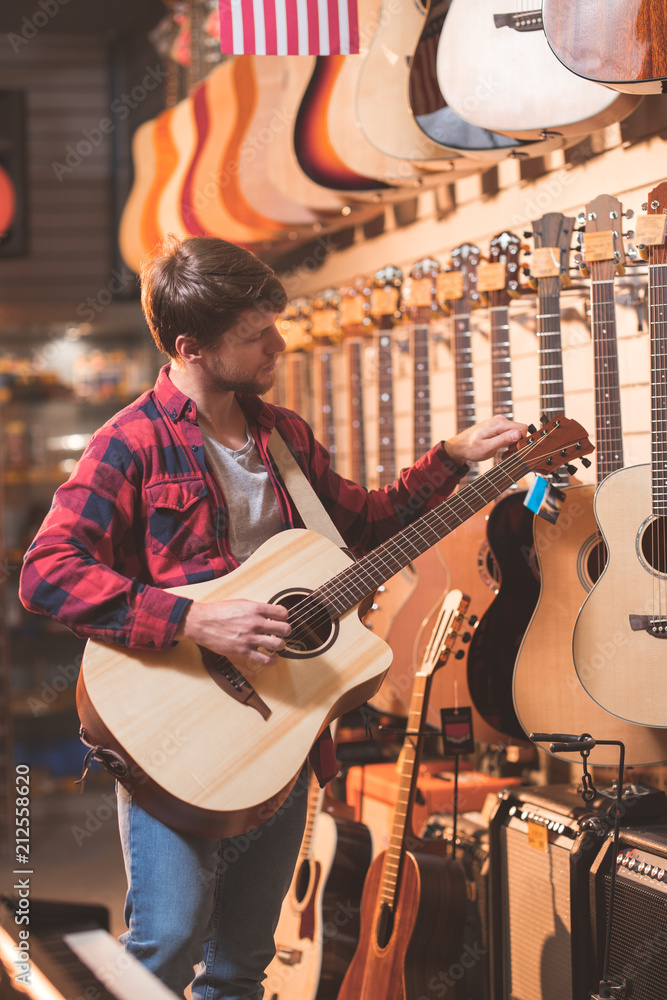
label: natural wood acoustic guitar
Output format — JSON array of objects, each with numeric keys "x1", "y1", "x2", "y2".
[
  {"x1": 543, "y1": 0, "x2": 667, "y2": 95},
  {"x1": 572, "y1": 182, "x2": 667, "y2": 729},
  {"x1": 77, "y1": 416, "x2": 593, "y2": 839},
  {"x1": 514, "y1": 193, "x2": 667, "y2": 765},
  {"x1": 436, "y1": 0, "x2": 641, "y2": 139},
  {"x1": 336, "y1": 589, "x2": 469, "y2": 1000}
]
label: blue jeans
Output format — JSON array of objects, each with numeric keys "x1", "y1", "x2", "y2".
[{"x1": 116, "y1": 771, "x2": 308, "y2": 1000}]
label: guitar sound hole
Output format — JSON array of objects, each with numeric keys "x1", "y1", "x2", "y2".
[
  {"x1": 272, "y1": 588, "x2": 338, "y2": 659},
  {"x1": 294, "y1": 860, "x2": 310, "y2": 904},
  {"x1": 586, "y1": 537, "x2": 607, "y2": 585},
  {"x1": 376, "y1": 902, "x2": 394, "y2": 949},
  {"x1": 640, "y1": 516, "x2": 667, "y2": 575}
]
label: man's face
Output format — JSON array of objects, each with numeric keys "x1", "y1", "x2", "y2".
[{"x1": 200, "y1": 306, "x2": 286, "y2": 395}]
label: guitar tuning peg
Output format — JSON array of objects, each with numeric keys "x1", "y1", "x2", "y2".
[
  {"x1": 523, "y1": 231, "x2": 533, "y2": 240},
  {"x1": 566, "y1": 464, "x2": 577, "y2": 476},
  {"x1": 528, "y1": 423, "x2": 537, "y2": 434},
  {"x1": 581, "y1": 457, "x2": 592, "y2": 468},
  {"x1": 576, "y1": 212, "x2": 586, "y2": 225},
  {"x1": 540, "y1": 414, "x2": 549, "y2": 424},
  {"x1": 624, "y1": 209, "x2": 634, "y2": 219},
  {"x1": 642, "y1": 202, "x2": 648, "y2": 212},
  {"x1": 624, "y1": 230, "x2": 635, "y2": 239},
  {"x1": 638, "y1": 244, "x2": 649, "y2": 262}
]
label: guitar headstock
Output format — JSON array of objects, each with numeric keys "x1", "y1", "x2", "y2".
[
  {"x1": 339, "y1": 276, "x2": 372, "y2": 338},
  {"x1": 481, "y1": 231, "x2": 523, "y2": 308},
  {"x1": 310, "y1": 288, "x2": 342, "y2": 343},
  {"x1": 403, "y1": 257, "x2": 442, "y2": 325},
  {"x1": 516, "y1": 413, "x2": 594, "y2": 477},
  {"x1": 577, "y1": 194, "x2": 625, "y2": 279},
  {"x1": 279, "y1": 298, "x2": 313, "y2": 353},
  {"x1": 635, "y1": 182, "x2": 667, "y2": 265},
  {"x1": 529, "y1": 213, "x2": 575, "y2": 290},
  {"x1": 436, "y1": 243, "x2": 482, "y2": 313},
  {"x1": 419, "y1": 590, "x2": 470, "y2": 678},
  {"x1": 370, "y1": 265, "x2": 404, "y2": 328}
]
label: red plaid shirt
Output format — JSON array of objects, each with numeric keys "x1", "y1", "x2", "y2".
[{"x1": 20, "y1": 365, "x2": 466, "y2": 779}]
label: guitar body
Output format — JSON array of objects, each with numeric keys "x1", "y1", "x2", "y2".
[
  {"x1": 265, "y1": 813, "x2": 372, "y2": 1000},
  {"x1": 156, "y1": 91, "x2": 200, "y2": 240},
  {"x1": 186, "y1": 60, "x2": 276, "y2": 244},
  {"x1": 437, "y1": 0, "x2": 641, "y2": 138},
  {"x1": 118, "y1": 119, "x2": 157, "y2": 273},
  {"x1": 466, "y1": 491, "x2": 538, "y2": 742},
  {"x1": 367, "y1": 550, "x2": 449, "y2": 719},
  {"x1": 514, "y1": 484, "x2": 667, "y2": 764},
  {"x1": 337, "y1": 846, "x2": 466, "y2": 1000},
  {"x1": 427, "y1": 506, "x2": 511, "y2": 744},
  {"x1": 139, "y1": 107, "x2": 180, "y2": 257},
  {"x1": 78, "y1": 529, "x2": 392, "y2": 838},
  {"x1": 543, "y1": 0, "x2": 667, "y2": 94},
  {"x1": 573, "y1": 464, "x2": 667, "y2": 729},
  {"x1": 267, "y1": 56, "x2": 350, "y2": 213}
]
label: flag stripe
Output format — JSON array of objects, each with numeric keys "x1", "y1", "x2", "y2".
[{"x1": 219, "y1": 0, "x2": 358, "y2": 55}]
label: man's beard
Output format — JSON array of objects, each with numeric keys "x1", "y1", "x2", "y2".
[{"x1": 207, "y1": 361, "x2": 277, "y2": 396}]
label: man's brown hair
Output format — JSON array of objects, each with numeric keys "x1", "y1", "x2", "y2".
[{"x1": 140, "y1": 234, "x2": 288, "y2": 358}]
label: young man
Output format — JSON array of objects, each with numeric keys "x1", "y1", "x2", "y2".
[{"x1": 19, "y1": 235, "x2": 526, "y2": 1000}]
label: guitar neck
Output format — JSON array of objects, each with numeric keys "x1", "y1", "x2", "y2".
[
  {"x1": 314, "y1": 345, "x2": 337, "y2": 464},
  {"x1": 376, "y1": 318, "x2": 397, "y2": 488},
  {"x1": 344, "y1": 338, "x2": 368, "y2": 487},
  {"x1": 590, "y1": 260, "x2": 624, "y2": 483},
  {"x1": 537, "y1": 279, "x2": 567, "y2": 487},
  {"x1": 649, "y1": 256, "x2": 667, "y2": 515},
  {"x1": 298, "y1": 768, "x2": 327, "y2": 864},
  {"x1": 378, "y1": 673, "x2": 431, "y2": 909},
  {"x1": 412, "y1": 323, "x2": 432, "y2": 462},
  {"x1": 285, "y1": 353, "x2": 309, "y2": 418},
  {"x1": 490, "y1": 304, "x2": 514, "y2": 419},
  {"x1": 452, "y1": 301, "x2": 479, "y2": 479}
]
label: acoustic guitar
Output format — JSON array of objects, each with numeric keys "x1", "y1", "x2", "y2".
[
  {"x1": 336, "y1": 590, "x2": 469, "y2": 1000},
  {"x1": 543, "y1": 0, "x2": 667, "y2": 95},
  {"x1": 264, "y1": 735, "x2": 372, "y2": 1000},
  {"x1": 573, "y1": 182, "x2": 667, "y2": 729},
  {"x1": 408, "y1": 0, "x2": 564, "y2": 160},
  {"x1": 77, "y1": 416, "x2": 593, "y2": 839},
  {"x1": 436, "y1": 0, "x2": 641, "y2": 139},
  {"x1": 513, "y1": 194, "x2": 667, "y2": 765}
]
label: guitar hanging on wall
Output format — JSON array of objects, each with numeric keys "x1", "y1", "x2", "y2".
[
  {"x1": 513, "y1": 193, "x2": 667, "y2": 764},
  {"x1": 573, "y1": 182, "x2": 667, "y2": 729}
]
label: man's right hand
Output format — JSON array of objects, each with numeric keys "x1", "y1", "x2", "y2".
[{"x1": 175, "y1": 599, "x2": 291, "y2": 667}]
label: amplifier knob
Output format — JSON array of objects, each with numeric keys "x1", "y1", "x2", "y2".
[
  {"x1": 659, "y1": 869, "x2": 666, "y2": 880},
  {"x1": 652, "y1": 866, "x2": 660, "y2": 878},
  {"x1": 628, "y1": 858, "x2": 636, "y2": 869},
  {"x1": 620, "y1": 855, "x2": 629, "y2": 866},
  {"x1": 617, "y1": 852, "x2": 625, "y2": 865},
  {"x1": 637, "y1": 861, "x2": 646, "y2": 873}
]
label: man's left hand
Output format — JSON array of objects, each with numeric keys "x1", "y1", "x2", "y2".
[{"x1": 445, "y1": 415, "x2": 528, "y2": 466}]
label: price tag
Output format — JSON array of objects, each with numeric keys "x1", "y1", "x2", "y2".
[
  {"x1": 311, "y1": 309, "x2": 339, "y2": 337},
  {"x1": 436, "y1": 271, "x2": 464, "y2": 303},
  {"x1": 635, "y1": 213, "x2": 667, "y2": 246},
  {"x1": 527, "y1": 821, "x2": 549, "y2": 853},
  {"x1": 340, "y1": 296, "x2": 366, "y2": 327},
  {"x1": 582, "y1": 230, "x2": 615, "y2": 262},
  {"x1": 530, "y1": 247, "x2": 562, "y2": 277},
  {"x1": 406, "y1": 277, "x2": 433, "y2": 308},
  {"x1": 440, "y1": 706, "x2": 474, "y2": 755},
  {"x1": 370, "y1": 286, "x2": 399, "y2": 317},
  {"x1": 477, "y1": 261, "x2": 506, "y2": 293}
]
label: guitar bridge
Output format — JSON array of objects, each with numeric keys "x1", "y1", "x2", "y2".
[
  {"x1": 275, "y1": 946, "x2": 303, "y2": 966},
  {"x1": 629, "y1": 615, "x2": 667, "y2": 638},
  {"x1": 198, "y1": 646, "x2": 272, "y2": 719}
]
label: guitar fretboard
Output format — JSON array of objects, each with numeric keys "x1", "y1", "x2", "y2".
[
  {"x1": 490, "y1": 305, "x2": 514, "y2": 420},
  {"x1": 376, "y1": 318, "x2": 396, "y2": 488},
  {"x1": 536, "y1": 280, "x2": 568, "y2": 488},
  {"x1": 452, "y1": 301, "x2": 479, "y2": 480},
  {"x1": 412, "y1": 324, "x2": 431, "y2": 461},
  {"x1": 590, "y1": 259, "x2": 624, "y2": 483},
  {"x1": 649, "y1": 257, "x2": 667, "y2": 514},
  {"x1": 345, "y1": 338, "x2": 368, "y2": 486}
]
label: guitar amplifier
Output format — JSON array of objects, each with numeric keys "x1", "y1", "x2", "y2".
[
  {"x1": 421, "y1": 811, "x2": 491, "y2": 1000},
  {"x1": 488, "y1": 785, "x2": 617, "y2": 1000},
  {"x1": 590, "y1": 824, "x2": 667, "y2": 1000}
]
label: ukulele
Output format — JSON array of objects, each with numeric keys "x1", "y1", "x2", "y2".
[
  {"x1": 264, "y1": 727, "x2": 372, "y2": 1000},
  {"x1": 436, "y1": 0, "x2": 641, "y2": 139},
  {"x1": 366, "y1": 258, "x2": 451, "y2": 720},
  {"x1": 463, "y1": 233, "x2": 540, "y2": 743},
  {"x1": 543, "y1": 0, "x2": 667, "y2": 94},
  {"x1": 310, "y1": 290, "x2": 342, "y2": 469},
  {"x1": 336, "y1": 590, "x2": 469, "y2": 1000},
  {"x1": 573, "y1": 182, "x2": 667, "y2": 729},
  {"x1": 514, "y1": 193, "x2": 667, "y2": 765},
  {"x1": 340, "y1": 277, "x2": 373, "y2": 485},
  {"x1": 78, "y1": 416, "x2": 593, "y2": 838}
]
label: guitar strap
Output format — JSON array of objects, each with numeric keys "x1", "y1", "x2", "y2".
[{"x1": 268, "y1": 428, "x2": 346, "y2": 549}]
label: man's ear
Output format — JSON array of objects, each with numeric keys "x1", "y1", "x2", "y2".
[{"x1": 174, "y1": 334, "x2": 204, "y2": 365}]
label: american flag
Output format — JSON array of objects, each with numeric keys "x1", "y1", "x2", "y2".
[{"x1": 219, "y1": 0, "x2": 359, "y2": 55}]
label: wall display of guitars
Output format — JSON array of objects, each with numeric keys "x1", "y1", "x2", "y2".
[
  {"x1": 309, "y1": 290, "x2": 343, "y2": 469},
  {"x1": 572, "y1": 182, "x2": 667, "y2": 731},
  {"x1": 513, "y1": 195, "x2": 667, "y2": 766},
  {"x1": 117, "y1": 0, "x2": 651, "y2": 272}
]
